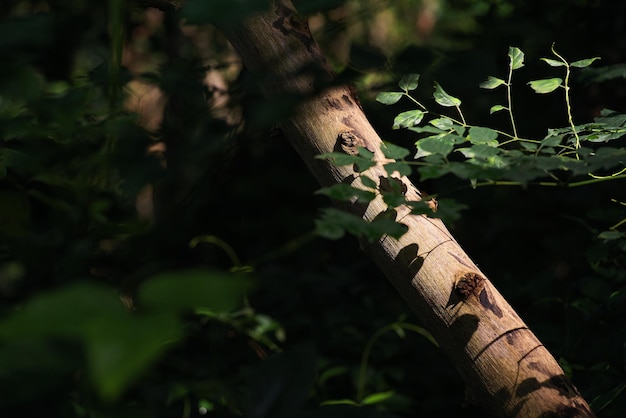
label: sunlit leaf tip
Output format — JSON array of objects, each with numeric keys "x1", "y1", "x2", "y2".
[
  {"x1": 508, "y1": 46, "x2": 525, "y2": 70},
  {"x1": 398, "y1": 73, "x2": 420, "y2": 91},
  {"x1": 433, "y1": 82, "x2": 461, "y2": 107},
  {"x1": 571, "y1": 57, "x2": 601, "y2": 68},
  {"x1": 480, "y1": 76, "x2": 506, "y2": 89},
  {"x1": 528, "y1": 78, "x2": 563, "y2": 94}
]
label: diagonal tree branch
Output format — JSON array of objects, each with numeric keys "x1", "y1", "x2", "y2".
[{"x1": 139, "y1": 1, "x2": 595, "y2": 416}]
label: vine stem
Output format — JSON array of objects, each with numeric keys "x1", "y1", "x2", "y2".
[
  {"x1": 470, "y1": 174, "x2": 626, "y2": 189},
  {"x1": 551, "y1": 45, "x2": 581, "y2": 151},
  {"x1": 506, "y1": 59, "x2": 519, "y2": 139}
]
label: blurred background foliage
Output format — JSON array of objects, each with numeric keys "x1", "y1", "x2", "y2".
[{"x1": 0, "y1": 0, "x2": 624, "y2": 417}]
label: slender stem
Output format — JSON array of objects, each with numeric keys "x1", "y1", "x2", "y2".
[
  {"x1": 404, "y1": 93, "x2": 427, "y2": 110},
  {"x1": 506, "y1": 65, "x2": 519, "y2": 139},
  {"x1": 470, "y1": 174, "x2": 626, "y2": 189},
  {"x1": 551, "y1": 46, "x2": 581, "y2": 150},
  {"x1": 456, "y1": 105, "x2": 467, "y2": 126}
]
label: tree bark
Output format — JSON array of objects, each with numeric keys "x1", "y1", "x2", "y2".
[{"x1": 149, "y1": 1, "x2": 595, "y2": 416}]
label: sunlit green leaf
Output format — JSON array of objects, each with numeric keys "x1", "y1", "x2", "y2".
[
  {"x1": 468, "y1": 126, "x2": 499, "y2": 144},
  {"x1": 541, "y1": 58, "x2": 566, "y2": 67},
  {"x1": 571, "y1": 57, "x2": 601, "y2": 68},
  {"x1": 433, "y1": 82, "x2": 461, "y2": 107},
  {"x1": 528, "y1": 78, "x2": 563, "y2": 93},
  {"x1": 457, "y1": 144, "x2": 500, "y2": 159},
  {"x1": 361, "y1": 391, "x2": 395, "y2": 405},
  {"x1": 376, "y1": 92, "x2": 403, "y2": 105},
  {"x1": 490, "y1": 105, "x2": 507, "y2": 114},
  {"x1": 381, "y1": 142, "x2": 410, "y2": 159},
  {"x1": 409, "y1": 125, "x2": 445, "y2": 135},
  {"x1": 393, "y1": 110, "x2": 425, "y2": 129},
  {"x1": 416, "y1": 134, "x2": 456, "y2": 157},
  {"x1": 430, "y1": 117, "x2": 454, "y2": 130},
  {"x1": 480, "y1": 76, "x2": 506, "y2": 89},
  {"x1": 398, "y1": 73, "x2": 420, "y2": 91},
  {"x1": 508, "y1": 46, "x2": 525, "y2": 70}
]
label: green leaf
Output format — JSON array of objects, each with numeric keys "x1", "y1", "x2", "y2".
[
  {"x1": 541, "y1": 135, "x2": 563, "y2": 147},
  {"x1": 430, "y1": 117, "x2": 454, "y2": 130},
  {"x1": 541, "y1": 58, "x2": 566, "y2": 67},
  {"x1": 433, "y1": 82, "x2": 461, "y2": 107},
  {"x1": 457, "y1": 144, "x2": 501, "y2": 159},
  {"x1": 376, "y1": 92, "x2": 403, "y2": 105},
  {"x1": 467, "y1": 126, "x2": 499, "y2": 144},
  {"x1": 489, "y1": 105, "x2": 507, "y2": 114},
  {"x1": 508, "y1": 46, "x2": 525, "y2": 70},
  {"x1": 0, "y1": 282, "x2": 125, "y2": 341},
  {"x1": 138, "y1": 269, "x2": 250, "y2": 313},
  {"x1": 361, "y1": 391, "x2": 395, "y2": 405},
  {"x1": 598, "y1": 230, "x2": 622, "y2": 240},
  {"x1": 393, "y1": 110, "x2": 425, "y2": 129},
  {"x1": 316, "y1": 152, "x2": 360, "y2": 166},
  {"x1": 360, "y1": 175, "x2": 377, "y2": 189},
  {"x1": 409, "y1": 125, "x2": 446, "y2": 135},
  {"x1": 571, "y1": 57, "x2": 601, "y2": 68},
  {"x1": 480, "y1": 76, "x2": 506, "y2": 89},
  {"x1": 368, "y1": 217, "x2": 408, "y2": 240},
  {"x1": 86, "y1": 313, "x2": 182, "y2": 401},
  {"x1": 316, "y1": 184, "x2": 376, "y2": 203},
  {"x1": 383, "y1": 161, "x2": 412, "y2": 177},
  {"x1": 315, "y1": 208, "x2": 407, "y2": 241},
  {"x1": 358, "y1": 147, "x2": 374, "y2": 159},
  {"x1": 398, "y1": 73, "x2": 420, "y2": 91},
  {"x1": 415, "y1": 134, "x2": 456, "y2": 158},
  {"x1": 528, "y1": 78, "x2": 563, "y2": 94},
  {"x1": 381, "y1": 189, "x2": 406, "y2": 207},
  {"x1": 381, "y1": 142, "x2": 410, "y2": 159}
]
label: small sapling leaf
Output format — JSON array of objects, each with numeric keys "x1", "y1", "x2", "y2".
[
  {"x1": 376, "y1": 92, "x2": 403, "y2": 105},
  {"x1": 360, "y1": 175, "x2": 377, "y2": 189},
  {"x1": 416, "y1": 134, "x2": 456, "y2": 157},
  {"x1": 316, "y1": 152, "x2": 360, "y2": 166},
  {"x1": 480, "y1": 76, "x2": 506, "y2": 89},
  {"x1": 490, "y1": 105, "x2": 507, "y2": 114},
  {"x1": 393, "y1": 110, "x2": 425, "y2": 129},
  {"x1": 430, "y1": 117, "x2": 454, "y2": 130},
  {"x1": 384, "y1": 161, "x2": 412, "y2": 177},
  {"x1": 570, "y1": 57, "x2": 601, "y2": 68},
  {"x1": 468, "y1": 126, "x2": 499, "y2": 144},
  {"x1": 508, "y1": 46, "x2": 525, "y2": 70},
  {"x1": 381, "y1": 142, "x2": 410, "y2": 159},
  {"x1": 316, "y1": 184, "x2": 375, "y2": 203},
  {"x1": 541, "y1": 58, "x2": 566, "y2": 67},
  {"x1": 357, "y1": 146, "x2": 374, "y2": 159},
  {"x1": 598, "y1": 230, "x2": 622, "y2": 240},
  {"x1": 398, "y1": 73, "x2": 420, "y2": 91},
  {"x1": 433, "y1": 82, "x2": 461, "y2": 107},
  {"x1": 528, "y1": 78, "x2": 563, "y2": 94}
]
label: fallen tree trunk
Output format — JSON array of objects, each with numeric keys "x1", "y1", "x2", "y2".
[{"x1": 149, "y1": 1, "x2": 595, "y2": 416}]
